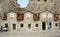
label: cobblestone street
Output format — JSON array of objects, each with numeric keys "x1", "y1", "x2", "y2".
[{"x1": 0, "y1": 30, "x2": 60, "y2": 37}]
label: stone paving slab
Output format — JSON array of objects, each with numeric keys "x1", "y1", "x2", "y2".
[{"x1": 0, "y1": 30, "x2": 60, "y2": 37}]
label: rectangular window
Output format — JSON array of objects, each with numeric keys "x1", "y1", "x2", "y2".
[
  {"x1": 48, "y1": 22, "x2": 52, "y2": 29},
  {"x1": 38, "y1": 5, "x2": 40, "y2": 10},
  {"x1": 31, "y1": 6, "x2": 34, "y2": 10},
  {"x1": 42, "y1": 22, "x2": 46, "y2": 30},
  {"x1": 35, "y1": 24, "x2": 38, "y2": 27},
  {"x1": 13, "y1": 24, "x2": 16, "y2": 30},
  {"x1": 31, "y1": 4, "x2": 34, "y2": 10},
  {"x1": 55, "y1": 23, "x2": 58, "y2": 27},
  {"x1": 20, "y1": 24, "x2": 23, "y2": 27},
  {"x1": 28, "y1": 24, "x2": 31, "y2": 29},
  {"x1": 44, "y1": 0, "x2": 47, "y2": 2}
]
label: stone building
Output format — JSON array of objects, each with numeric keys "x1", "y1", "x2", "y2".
[{"x1": 0, "y1": 0, "x2": 60, "y2": 32}]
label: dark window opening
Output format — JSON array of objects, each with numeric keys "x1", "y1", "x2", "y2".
[
  {"x1": 35, "y1": 24, "x2": 38, "y2": 27},
  {"x1": 44, "y1": 0, "x2": 47, "y2": 2},
  {"x1": 28, "y1": 24, "x2": 31, "y2": 29},
  {"x1": 13, "y1": 24, "x2": 16, "y2": 30},
  {"x1": 20, "y1": 24, "x2": 23, "y2": 27},
  {"x1": 5, "y1": 23, "x2": 8, "y2": 28},
  {"x1": 55, "y1": 23, "x2": 58, "y2": 27},
  {"x1": 42, "y1": 22, "x2": 46, "y2": 30},
  {"x1": 48, "y1": 22, "x2": 52, "y2": 29}
]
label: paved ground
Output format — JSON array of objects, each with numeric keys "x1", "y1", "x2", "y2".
[{"x1": 0, "y1": 30, "x2": 60, "y2": 37}]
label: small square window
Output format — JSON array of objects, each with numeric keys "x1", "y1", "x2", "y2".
[
  {"x1": 35, "y1": 24, "x2": 38, "y2": 27},
  {"x1": 20, "y1": 24, "x2": 23, "y2": 27}
]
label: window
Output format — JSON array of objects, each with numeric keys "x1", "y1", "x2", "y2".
[
  {"x1": 13, "y1": 24, "x2": 16, "y2": 30},
  {"x1": 38, "y1": 5, "x2": 40, "y2": 10},
  {"x1": 51, "y1": 6, "x2": 56, "y2": 11},
  {"x1": 28, "y1": 24, "x2": 31, "y2": 29},
  {"x1": 55, "y1": 23, "x2": 58, "y2": 27},
  {"x1": 20, "y1": 24, "x2": 23, "y2": 27},
  {"x1": 3, "y1": 12, "x2": 6, "y2": 16},
  {"x1": 31, "y1": 6, "x2": 34, "y2": 10},
  {"x1": 31, "y1": 4, "x2": 34, "y2": 10},
  {"x1": 35, "y1": 24, "x2": 38, "y2": 27},
  {"x1": 44, "y1": 0, "x2": 47, "y2": 2},
  {"x1": 5, "y1": 23, "x2": 8, "y2": 28},
  {"x1": 45, "y1": 6, "x2": 47, "y2": 10},
  {"x1": 38, "y1": 0, "x2": 40, "y2": 1},
  {"x1": 48, "y1": 22, "x2": 52, "y2": 29},
  {"x1": 26, "y1": 12, "x2": 31, "y2": 19}
]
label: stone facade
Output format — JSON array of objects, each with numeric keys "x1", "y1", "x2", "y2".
[{"x1": 0, "y1": 0, "x2": 60, "y2": 32}]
